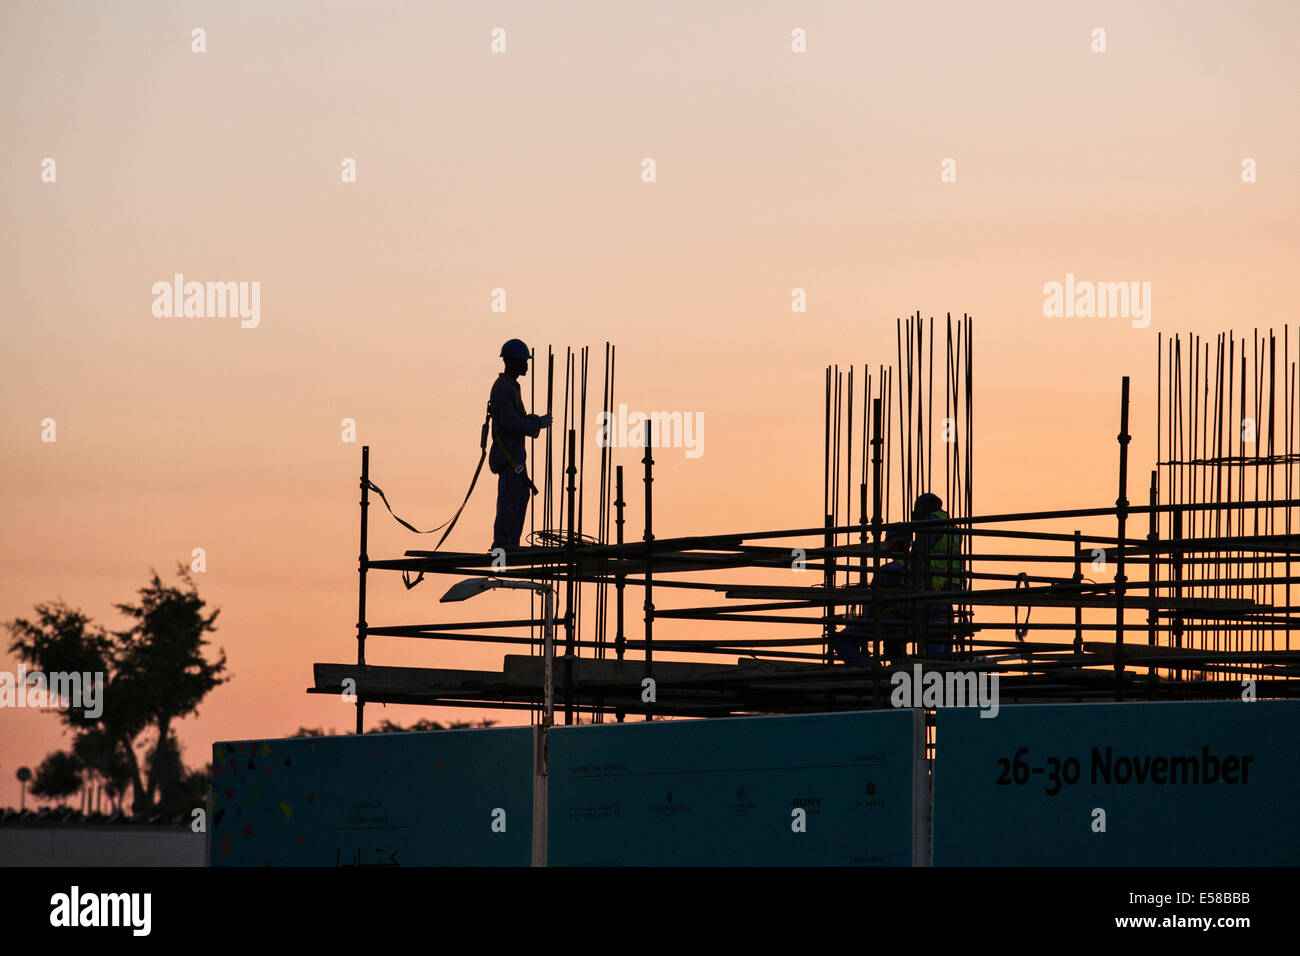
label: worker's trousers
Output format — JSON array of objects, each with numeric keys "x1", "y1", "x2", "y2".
[
  {"x1": 832, "y1": 623, "x2": 906, "y2": 665},
  {"x1": 831, "y1": 627, "x2": 872, "y2": 666},
  {"x1": 492, "y1": 467, "x2": 530, "y2": 550}
]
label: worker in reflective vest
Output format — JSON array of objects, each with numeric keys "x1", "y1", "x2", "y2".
[
  {"x1": 489, "y1": 339, "x2": 551, "y2": 550},
  {"x1": 913, "y1": 493, "x2": 959, "y2": 656}
]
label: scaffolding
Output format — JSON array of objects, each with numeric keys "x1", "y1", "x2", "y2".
[{"x1": 314, "y1": 317, "x2": 1300, "y2": 730}]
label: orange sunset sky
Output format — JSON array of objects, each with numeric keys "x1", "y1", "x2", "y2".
[{"x1": 2, "y1": 1, "x2": 1298, "y2": 807}]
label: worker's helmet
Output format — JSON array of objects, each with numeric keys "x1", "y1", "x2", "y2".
[
  {"x1": 500, "y1": 339, "x2": 531, "y2": 361},
  {"x1": 913, "y1": 492, "x2": 943, "y2": 517}
]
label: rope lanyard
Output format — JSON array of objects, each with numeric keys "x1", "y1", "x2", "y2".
[
  {"x1": 371, "y1": 378, "x2": 539, "y2": 589},
  {"x1": 368, "y1": 405, "x2": 492, "y2": 589}
]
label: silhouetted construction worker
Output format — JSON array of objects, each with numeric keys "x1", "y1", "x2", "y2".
[
  {"x1": 913, "y1": 492, "x2": 958, "y2": 656},
  {"x1": 490, "y1": 339, "x2": 551, "y2": 550}
]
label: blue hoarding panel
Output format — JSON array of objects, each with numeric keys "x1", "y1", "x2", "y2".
[
  {"x1": 934, "y1": 700, "x2": 1300, "y2": 865},
  {"x1": 210, "y1": 727, "x2": 536, "y2": 866},
  {"x1": 547, "y1": 710, "x2": 923, "y2": 866}
]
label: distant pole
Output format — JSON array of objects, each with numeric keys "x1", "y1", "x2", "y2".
[
  {"x1": 356, "y1": 445, "x2": 370, "y2": 734},
  {"x1": 16, "y1": 768, "x2": 31, "y2": 812}
]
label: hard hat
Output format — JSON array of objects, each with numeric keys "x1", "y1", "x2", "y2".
[
  {"x1": 913, "y1": 492, "x2": 943, "y2": 516},
  {"x1": 500, "y1": 339, "x2": 531, "y2": 360}
]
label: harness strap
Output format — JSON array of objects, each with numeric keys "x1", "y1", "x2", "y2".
[
  {"x1": 370, "y1": 405, "x2": 493, "y2": 589},
  {"x1": 489, "y1": 376, "x2": 539, "y2": 495}
]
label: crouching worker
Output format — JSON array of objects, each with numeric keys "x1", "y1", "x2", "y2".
[
  {"x1": 831, "y1": 531, "x2": 911, "y2": 665},
  {"x1": 872, "y1": 531, "x2": 912, "y2": 661},
  {"x1": 490, "y1": 339, "x2": 551, "y2": 550},
  {"x1": 830, "y1": 616, "x2": 873, "y2": 667}
]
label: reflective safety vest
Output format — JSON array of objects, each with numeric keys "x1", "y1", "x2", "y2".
[{"x1": 919, "y1": 509, "x2": 961, "y2": 592}]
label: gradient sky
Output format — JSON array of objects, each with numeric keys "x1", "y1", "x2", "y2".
[{"x1": 3, "y1": 0, "x2": 1298, "y2": 807}]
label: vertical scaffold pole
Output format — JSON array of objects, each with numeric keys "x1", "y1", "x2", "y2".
[
  {"x1": 356, "y1": 445, "x2": 370, "y2": 734},
  {"x1": 859, "y1": 483, "x2": 869, "y2": 588},
  {"x1": 870, "y1": 399, "x2": 883, "y2": 663},
  {"x1": 1115, "y1": 377, "x2": 1131, "y2": 700},
  {"x1": 1172, "y1": 507, "x2": 1185, "y2": 682},
  {"x1": 824, "y1": 513, "x2": 834, "y2": 665},
  {"x1": 615, "y1": 466, "x2": 625, "y2": 661},
  {"x1": 1072, "y1": 530, "x2": 1083, "y2": 654},
  {"x1": 643, "y1": 441, "x2": 654, "y2": 720},
  {"x1": 1148, "y1": 469, "x2": 1159, "y2": 696},
  {"x1": 564, "y1": 429, "x2": 577, "y2": 725}
]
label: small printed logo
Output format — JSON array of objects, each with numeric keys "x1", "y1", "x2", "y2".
[{"x1": 727, "y1": 786, "x2": 756, "y2": 815}]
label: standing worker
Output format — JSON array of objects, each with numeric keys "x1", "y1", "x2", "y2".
[{"x1": 490, "y1": 339, "x2": 551, "y2": 550}]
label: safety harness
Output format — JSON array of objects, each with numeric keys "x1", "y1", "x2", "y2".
[
  {"x1": 370, "y1": 376, "x2": 537, "y2": 589},
  {"x1": 489, "y1": 375, "x2": 539, "y2": 496}
]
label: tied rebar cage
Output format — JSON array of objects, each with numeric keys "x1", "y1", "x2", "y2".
[
  {"x1": 822, "y1": 313, "x2": 975, "y2": 666},
  {"x1": 1155, "y1": 329, "x2": 1300, "y2": 685}
]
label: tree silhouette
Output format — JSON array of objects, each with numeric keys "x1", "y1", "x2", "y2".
[
  {"x1": 30, "y1": 751, "x2": 83, "y2": 805},
  {"x1": 7, "y1": 565, "x2": 229, "y2": 816}
]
